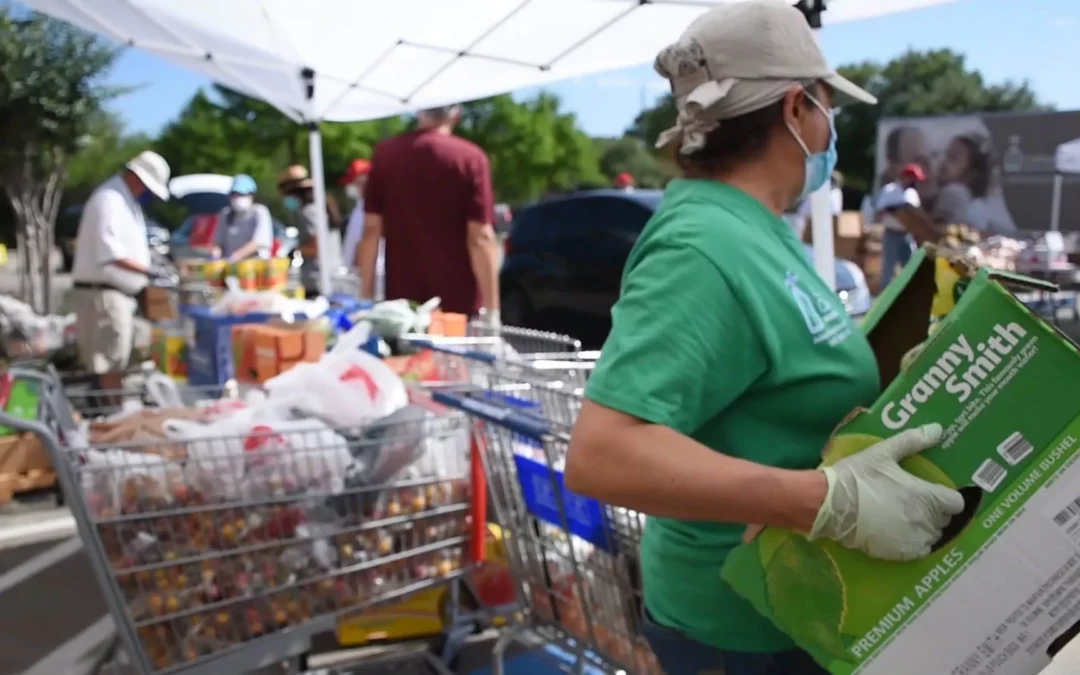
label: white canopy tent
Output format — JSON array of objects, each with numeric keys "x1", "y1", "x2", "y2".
[
  {"x1": 24, "y1": 0, "x2": 962, "y2": 295},
  {"x1": 1051, "y1": 138, "x2": 1080, "y2": 232}
]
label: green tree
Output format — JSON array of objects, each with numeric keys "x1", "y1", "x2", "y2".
[
  {"x1": 0, "y1": 10, "x2": 122, "y2": 311},
  {"x1": 626, "y1": 94, "x2": 677, "y2": 150},
  {"x1": 65, "y1": 110, "x2": 153, "y2": 204},
  {"x1": 155, "y1": 85, "x2": 406, "y2": 222},
  {"x1": 835, "y1": 49, "x2": 1045, "y2": 190},
  {"x1": 456, "y1": 93, "x2": 604, "y2": 204},
  {"x1": 595, "y1": 136, "x2": 675, "y2": 188}
]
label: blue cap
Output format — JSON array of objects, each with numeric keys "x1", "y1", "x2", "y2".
[{"x1": 230, "y1": 174, "x2": 257, "y2": 195}]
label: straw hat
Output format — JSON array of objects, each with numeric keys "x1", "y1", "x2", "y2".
[{"x1": 277, "y1": 165, "x2": 313, "y2": 190}]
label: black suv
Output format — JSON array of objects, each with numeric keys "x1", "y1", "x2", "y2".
[{"x1": 499, "y1": 189, "x2": 870, "y2": 349}]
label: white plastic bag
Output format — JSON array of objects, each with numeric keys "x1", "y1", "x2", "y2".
[
  {"x1": 264, "y1": 322, "x2": 407, "y2": 428},
  {"x1": 352, "y1": 297, "x2": 440, "y2": 338},
  {"x1": 80, "y1": 448, "x2": 184, "y2": 514},
  {"x1": 166, "y1": 415, "x2": 354, "y2": 502}
]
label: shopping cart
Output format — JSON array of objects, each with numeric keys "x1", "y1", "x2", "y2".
[
  {"x1": 433, "y1": 370, "x2": 659, "y2": 675},
  {"x1": 404, "y1": 324, "x2": 597, "y2": 392},
  {"x1": 0, "y1": 366, "x2": 487, "y2": 675}
]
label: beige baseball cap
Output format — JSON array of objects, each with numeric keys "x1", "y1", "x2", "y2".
[
  {"x1": 125, "y1": 150, "x2": 171, "y2": 200},
  {"x1": 655, "y1": 0, "x2": 876, "y2": 151}
]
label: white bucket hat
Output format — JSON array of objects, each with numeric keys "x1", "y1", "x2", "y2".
[
  {"x1": 655, "y1": 0, "x2": 877, "y2": 154},
  {"x1": 125, "y1": 150, "x2": 171, "y2": 201}
]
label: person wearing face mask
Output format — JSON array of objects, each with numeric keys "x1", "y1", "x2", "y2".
[
  {"x1": 72, "y1": 150, "x2": 172, "y2": 372},
  {"x1": 564, "y1": 3, "x2": 963, "y2": 674},
  {"x1": 208, "y1": 174, "x2": 274, "y2": 262},
  {"x1": 339, "y1": 158, "x2": 384, "y2": 298}
]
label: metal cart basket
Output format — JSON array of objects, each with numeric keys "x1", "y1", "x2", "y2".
[
  {"x1": 0, "y1": 367, "x2": 486, "y2": 675},
  {"x1": 433, "y1": 369, "x2": 660, "y2": 675}
]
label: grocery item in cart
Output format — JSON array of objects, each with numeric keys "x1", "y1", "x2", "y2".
[
  {"x1": 230, "y1": 259, "x2": 261, "y2": 291},
  {"x1": 352, "y1": 297, "x2": 440, "y2": 339},
  {"x1": 262, "y1": 258, "x2": 291, "y2": 291}
]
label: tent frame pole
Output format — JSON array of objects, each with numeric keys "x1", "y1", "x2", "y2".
[
  {"x1": 300, "y1": 67, "x2": 334, "y2": 298},
  {"x1": 1051, "y1": 173, "x2": 1063, "y2": 232}
]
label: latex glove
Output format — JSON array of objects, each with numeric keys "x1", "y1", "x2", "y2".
[
  {"x1": 809, "y1": 423, "x2": 965, "y2": 562},
  {"x1": 477, "y1": 307, "x2": 501, "y2": 330}
]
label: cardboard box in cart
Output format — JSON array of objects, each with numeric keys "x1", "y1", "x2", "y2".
[{"x1": 722, "y1": 248, "x2": 1080, "y2": 674}]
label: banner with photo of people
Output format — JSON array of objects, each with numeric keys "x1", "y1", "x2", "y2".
[{"x1": 875, "y1": 110, "x2": 1080, "y2": 234}]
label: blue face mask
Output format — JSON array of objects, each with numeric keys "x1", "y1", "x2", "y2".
[
  {"x1": 137, "y1": 191, "x2": 155, "y2": 207},
  {"x1": 788, "y1": 94, "x2": 838, "y2": 201},
  {"x1": 283, "y1": 195, "x2": 301, "y2": 211}
]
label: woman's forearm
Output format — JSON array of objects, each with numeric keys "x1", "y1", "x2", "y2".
[{"x1": 566, "y1": 405, "x2": 827, "y2": 532}]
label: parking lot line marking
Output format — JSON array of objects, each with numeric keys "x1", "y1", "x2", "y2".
[
  {"x1": 23, "y1": 614, "x2": 113, "y2": 675},
  {"x1": 0, "y1": 536, "x2": 81, "y2": 595},
  {"x1": 0, "y1": 512, "x2": 76, "y2": 550}
]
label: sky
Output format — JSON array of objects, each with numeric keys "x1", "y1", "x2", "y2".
[{"x1": 105, "y1": 0, "x2": 1079, "y2": 139}]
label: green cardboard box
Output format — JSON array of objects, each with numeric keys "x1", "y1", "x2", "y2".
[
  {"x1": 0, "y1": 375, "x2": 40, "y2": 437},
  {"x1": 722, "y1": 248, "x2": 1080, "y2": 674}
]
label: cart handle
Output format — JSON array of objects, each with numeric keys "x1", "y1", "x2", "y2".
[
  {"x1": 432, "y1": 390, "x2": 552, "y2": 440},
  {"x1": 407, "y1": 339, "x2": 498, "y2": 364}
]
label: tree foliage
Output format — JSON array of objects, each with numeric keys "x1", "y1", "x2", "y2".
[
  {"x1": 594, "y1": 136, "x2": 675, "y2": 189},
  {"x1": 454, "y1": 94, "x2": 603, "y2": 203},
  {"x1": 0, "y1": 9, "x2": 121, "y2": 311},
  {"x1": 625, "y1": 49, "x2": 1045, "y2": 192},
  {"x1": 146, "y1": 88, "x2": 603, "y2": 213},
  {"x1": 65, "y1": 110, "x2": 153, "y2": 204}
]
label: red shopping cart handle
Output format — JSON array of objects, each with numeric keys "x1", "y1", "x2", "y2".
[{"x1": 470, "y1": 434, "x2": 487, "y2": 564}]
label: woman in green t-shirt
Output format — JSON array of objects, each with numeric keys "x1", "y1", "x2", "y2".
[{"x1": 565, "y1": 3, "x2": 965, "y2": 675}]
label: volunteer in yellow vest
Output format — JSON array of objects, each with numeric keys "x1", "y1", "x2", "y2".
[{"x1": 564, "y1": 3, "x2": 965, "y2": 674}]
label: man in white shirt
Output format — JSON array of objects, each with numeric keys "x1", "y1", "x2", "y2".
[
  {"x1": 340, "y1": 158, "x2": 384, "y2": 299},
  {"x1": 876, "y1": 162, "x2": 925, "y2": 287},
  {"x1": 72, "y1": 151, "x2": 171, "y2": 372}
]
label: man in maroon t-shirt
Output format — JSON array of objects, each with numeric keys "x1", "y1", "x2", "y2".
[{"x1": 358, "y1": 106, "x2": 499, "y2": 321}]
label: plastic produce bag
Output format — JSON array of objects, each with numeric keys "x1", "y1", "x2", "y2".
[
  {"x1": 263, "y1": 322, "x2": 408, "y2": 428},
  {"x1": 80, "y1": 448, "x2": 185, "y2": 515},
  {"x1": 352, "y1": 297, "x2": 440, "y2": 339},
  {"x1": 165, "y1": 415, "x2": 354, "y2": 502},
  {"x1": 210, "y1": 278, "x2": 330, "y2": 318}
]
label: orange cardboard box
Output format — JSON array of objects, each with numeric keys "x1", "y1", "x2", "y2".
[
  {"x1": 251, "y1": 323, "x2": 327, "y2": 382},
  {"x1": 231, "y1": 325, "x2": 260, "y2": 384},
  {"x1": 428, "y1": 311, "x2": 467, "y2": 337}
]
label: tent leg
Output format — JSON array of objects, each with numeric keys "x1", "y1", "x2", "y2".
[
  {"x1": 1051, "y1": 173, "x2": 1063, "y2": 232},
  {"x1": 307, "y1": 123, "x2": 333, "y2": 297},
  {"x1": 810, "y1": 183, "x2": 835, "y2": 290}
]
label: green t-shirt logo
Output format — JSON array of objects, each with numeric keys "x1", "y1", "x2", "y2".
[{"x1": 786, "y1": 271, "x2": 851, "y2": 347}]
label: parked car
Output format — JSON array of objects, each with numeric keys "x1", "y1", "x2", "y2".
[
  {"x1": 56, "y1": 204, "x2": 169, "y2": 272},
  {"x1": 500, "y1": 189, "x2": 872, "y2": 349},
  {"x1": 167, "y1": 173, "x2": 298, "y2": 261}
]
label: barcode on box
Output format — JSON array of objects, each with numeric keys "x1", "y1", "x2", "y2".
[
  {"x1": 973, "y1": 459, "x2": 1007, "y2": 492},
  {"x1": 1053, "y1": 497, "x2": 1080, "y2": 527},
  {"x1": 997, "y1": 432, "x2": 1034, "y2": 466}
]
